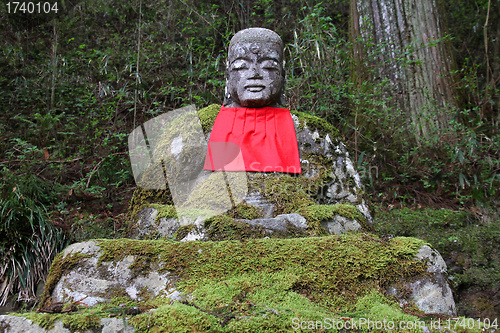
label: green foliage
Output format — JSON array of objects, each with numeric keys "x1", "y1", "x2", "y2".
[
  {"x1": 0, "y1": 185, "x2": 67, "y2": 307},
  {"x1": 69, "y1": 214, "x2": 122, "y2": 242},
  {"x1": 348, "y1": 34, "x2": 499, "y2": 206},
  {"x1": 287, "y1": 3, "x2": 351, "y2": 121}
]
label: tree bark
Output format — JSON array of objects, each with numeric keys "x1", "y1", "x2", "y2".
[{"x1": 350, "y1": 0, "x2": 457, "y2": 142}]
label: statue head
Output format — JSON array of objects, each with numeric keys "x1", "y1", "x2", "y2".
[{"x1": 224, "y1": 28, "x2": 285, "y2": 108}]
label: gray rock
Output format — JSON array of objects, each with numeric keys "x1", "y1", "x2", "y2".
[
  {"x1": 130, "y1": 203, "x2": 366, "y2": 241},
  {"x1": 132, "y1": 209, "x2": 355, "y2": 241},
  {"x1": 156, "y1": 217, "x2": 180, "y2": 238},
  {"x1": 49, "y1": 241, "x2": 185, "y2": 307},
  {"x1": 321, "y1": 216, "x2": 362, "y2": 234},
  {"x1": 178, "y1": 213, "x2": 310, "y2": 241},
  {"x1": 243, "y1": 192, "x2": 275, "y2": 218},
  {"x1": 179, "y1": 226, "x2": 205, "y2": 242},
  {"x1": 0, "y1": 315, "x2": 52, "y2": 333},
  {"x1": 237, "y1": 213, "x2": 308, "y2": 233},
  {"x1": 129, "y1": 208, "x2": 180, "y2": 240},
  {"x1": 39, "y1": 239, "x2": 456, "y2": 322},
  {"x1": 388, "y1": 244, "x2": 457, "y2": 316},
  {"x1": 129, "y1": 105, "x2": 375, "y2": 239},
  {"x1": 100, "y1": 318, "x2": 135, "y2": 333},
  {"x1": 409, "y1": 245, "x2": 457, "y2": 315},
  {"x1": 292, "y1": 113, "x2": 373, "y2": 225},
  {"x1": 0, "y1": 315, "x2": 134, "y2": 333}
]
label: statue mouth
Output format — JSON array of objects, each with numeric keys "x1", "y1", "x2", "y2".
[{"x1": 245, "y1": 85, "x2": 266, "y2": 92}]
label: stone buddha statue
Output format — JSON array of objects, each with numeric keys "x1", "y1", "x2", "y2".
[
  {"x1": 128, "y1": 27, "x2": 374, "y2": 240},
  {"x1": 204, "y1": 27, "x2": 300, "y2": 174},
  {"x1": 224, "y1": 27, "x2": 285, "y2": 108}
]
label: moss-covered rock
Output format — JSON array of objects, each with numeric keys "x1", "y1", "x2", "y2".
[
  {"x1": 127, "y1": 104, "x2": 374, "y2": 240},
  {"x1": 375, "y1": 206, "x2": 500, "y2": 319},
  {"x1": 204, "y1": 213, "x2": 316, "y2": 241},
  {"x1": 21, "y1": 234, "x2": 462, "y2": 332},
  {"x1": 198, "y1": 103, "x2": 221, "y2": 133}
]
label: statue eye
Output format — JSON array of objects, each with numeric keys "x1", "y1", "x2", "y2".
[
  {"x1": 260, "y1": 60, "x2": 279, "y2": 70},
  {"x1": 231, "y1": 60, "x2": 249, "y2": 71}
]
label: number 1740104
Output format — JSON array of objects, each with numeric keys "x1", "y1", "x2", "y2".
[{"x1": 6, "y1": 2, "x2": 58, "y2": 14}]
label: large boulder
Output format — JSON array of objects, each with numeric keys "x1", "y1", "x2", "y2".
[
  {"x1": 8, "y1": 234, "x2": 455, "y2": 332},
  {"x1": 127, "y1": 104, "x2": 374, "y2": 240}
]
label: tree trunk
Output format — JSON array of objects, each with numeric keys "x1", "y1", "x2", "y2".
[{"x1": 350, "y1": 0, "x2": 457, "y2": 142}]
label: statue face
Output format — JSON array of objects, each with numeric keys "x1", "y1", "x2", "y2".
[{"x1": 227, "y1": 42, "x2": 283, "y2": 107}]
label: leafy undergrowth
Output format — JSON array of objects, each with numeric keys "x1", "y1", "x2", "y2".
[
  {"x1": 0, "y1": 186, "x2": 68, "y2": 308},
  {"x1": 374, "y1": 206, "x2": 500, "y2": 319}
]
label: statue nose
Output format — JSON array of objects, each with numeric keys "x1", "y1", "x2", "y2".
[{"x1": 249, "y1": 64, "x2": 263, "y2": 78}]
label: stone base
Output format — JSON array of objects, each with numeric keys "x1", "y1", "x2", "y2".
[
  {"x1": 3, "y1": 235, "x2": 456, "y2": 332},
  {"x1": 0, "y1": 316, "x2": 133, "y2": 333},
  {"x1": 129, "y1": 207, "x2": 366, "y2": 241},
  {"x1": 43, "y1": 236, "x2": 455, "y2": 314}
]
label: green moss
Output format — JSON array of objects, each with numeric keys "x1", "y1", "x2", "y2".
[
  {"x1": 251, "y1": 174, "x2": 315, "y2": 215},
  {"x1": 352, "y1": 290, "x2": 420, "y2": 323},
  {"x1": 127, "y1": 283, "x2": 423, "y2": 332},
  {"x1": 181, "y1": 172, "x2": 247, "y2": 213},
  {"x1": 204, "y1": 215, "x2": 267, "y2": 241},
  {"x1": 125, "y1": 234, "x2": 426, "y2": 331},
  {"x1": 130, "y1": 109, "x2": 203, "y2": 194},
  {"x1": 126, "y1": 202, "x2": 177, "y2": 239},
  {"x1": 127, "y1": 104, "x2": 372, "y2": 238},
  {"x1": 298, "y1": 204, "x2": 365, "y2": 224},
  {"x1": 147, "y1": 203, "x2": 177, "y2": 223},
  {"x1": 227, "y1": 201, "x2": 263, "y2": 220},
  {"x1": 291, "y1": 110, "x2": 340, "y2": 139},
  {"x1": 97, "y1": 235, "x2": 427, "y2": 304},
  {"x1": 130, "y1": 302, "x2": 220, "y2": 333},
  {"x1": 20, "y1": 313, "x2": 60, "y2": 330},
  {"x1": 173, "y1": 224, "x2": 196, "y2": 240},
  {"x1": 38, "y1": 252, "x2": 92, "y2": 310},
  {"x1": 202, "y1": 212, "x2": 322, "y2": 241},
  {"x1": 94, "y1": 234, "x2": 427, "y2": 286},
  {"x1": 374, "y1": 207, "x2": 499, "y2": 287},
  {"x1": 298, "y1": 204, "x2": 374, "y2": 233},
  {"x1": 24, "y1": 301, "x2": 137, "y2": 331},
  {"x1": 248, "y1": 173, "x2": 370, "y2": 231},
  {"x1": 127, "y1": 105, "x2": 216, "y2": 223},
  {"x1": 198, "y1": 104, "x2": 221, "y2": 133},
  {"x1": 104, "y1": 286, "x2": 135, "y2": 302},
  {"x1": 127, "y1": 188, "x2": 173, "y2": 221}
]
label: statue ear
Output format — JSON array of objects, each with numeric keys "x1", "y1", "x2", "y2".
[
  {"x1": 279, "y1": 60, "x2": 287, "y2": 107},
  {"x1": 279, "y1": 85, "x2": 286, "y2": 107},
  {"x1": 223, "y1": 60, "x2": 232, "y2": 106},
  {"x1": 223, "y1": 79, "x2": 233, "y2": 106}
]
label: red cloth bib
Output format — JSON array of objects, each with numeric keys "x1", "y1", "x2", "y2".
[{"x1": 204, "y1": 106, "x2": 301, "y2": 173}]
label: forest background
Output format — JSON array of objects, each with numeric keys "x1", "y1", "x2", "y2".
[{"x1": 0, "y1": 0, "x2": 498, "y2": 319}]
